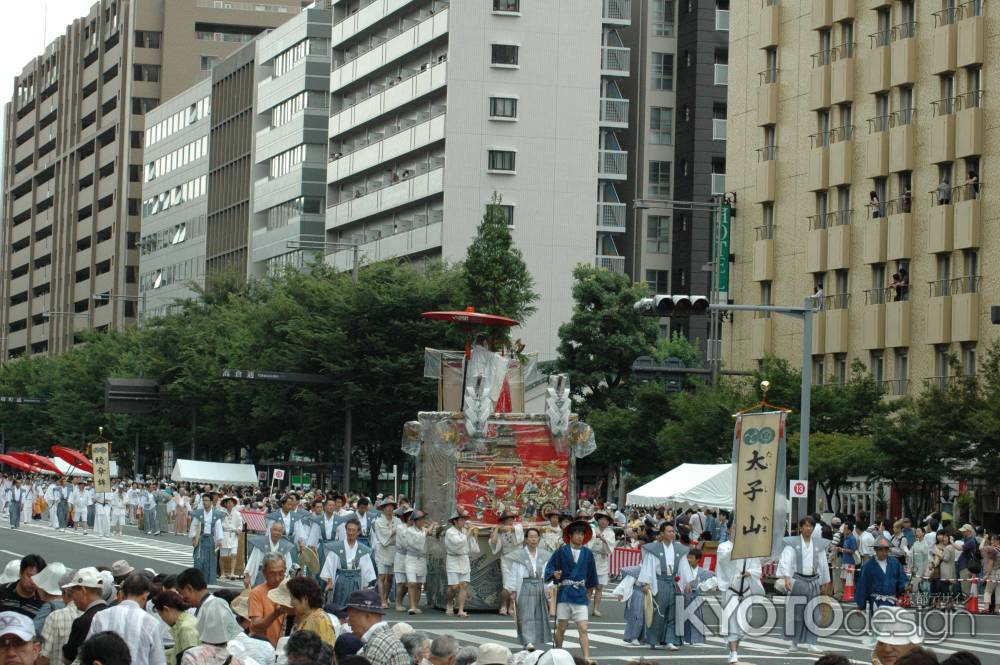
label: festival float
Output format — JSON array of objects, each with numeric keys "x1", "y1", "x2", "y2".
[{"x1": 401, "y1": 308, "x2": 596, "y2": 609}]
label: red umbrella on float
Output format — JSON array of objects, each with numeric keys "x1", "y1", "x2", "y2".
[
  {"x1": 52, "y1": 446, "x2": 93, "y2": 474},
  {"x1": 11, "y1": 451, "x2": 63, "y2": 475},
  {"x1": 0, "y1": 453, "x2": 42, "y2": 473}
]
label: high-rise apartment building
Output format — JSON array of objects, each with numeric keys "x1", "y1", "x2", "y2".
[
  {"x1": 725, "y1": 0, "x2": 988, "y2": 393},
  {"x1": 318, "y1": 0, "x2": 612, "y2": 359},
  {"x1": 1, "y1": 0, "x2": 302, "y2": 359},
  {"x1": 622, "y1": 0, "x2": 728, "y2": 348}
]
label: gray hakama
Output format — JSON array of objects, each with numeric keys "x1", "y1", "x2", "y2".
[
  {"x1": 648, "y1": 573, "x2": 681, "y2": 646},
  {"x1": 329, "y1": 569, "x2": 361, "y2": 606},
  {"x1": 618, "y1": 566, "x2": 647, "y2": 643},
  {"x1": 190, "y1": 508, "x2": 224, "y2": 586},
  {"x1": 8, "y1": 497, "x2": 21, "y2": 528},
  {"x1": 320, "y1": 541, "x2": 375, "y2": 607},
  {"x1": 512, "y1": 547, "x2": 552, "y2": 648},
  {"x1": 56, "y1": 499, "x2": 69, "y2": 529},
  {"x1": 681, "y1": 568, "x2": 713, "y2": 645},
  {"x1": 789, "y1": 573, "x2": 823, "y2": 646}
]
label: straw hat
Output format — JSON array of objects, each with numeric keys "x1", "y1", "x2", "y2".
[
  {"x1": 230, "y1": 591, "x2": 251, "y2": 620},
  {"x1": 266, "y1": 579, "x2": 293, "y2": 607},
  {"x1": 299, "y1": 547, "x2": 321, "y2": 575},
  {"x1": 563, "y1": 519, "x2": 594, "y2": 545}
]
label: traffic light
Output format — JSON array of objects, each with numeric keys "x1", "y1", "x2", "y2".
[{"x1": 634, "y1": 295, "x2": 710, "y2": 316}]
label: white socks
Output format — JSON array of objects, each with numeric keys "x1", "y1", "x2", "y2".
[{"x1": 728, "y1": 651, "x2": 739, "y2": 663}]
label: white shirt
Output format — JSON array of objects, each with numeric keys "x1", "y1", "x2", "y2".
[
  {"x1": 860, "y1": 531, "x2": 876, "y2": 557},
  {"x1": 877, "y1": 559, "x2": 888, "y2": 574},
  {"x1": 777, "y1": 536, "x2": 832, "y2": 585},
  {"x1": 245, "y1": 538, "x2": 293, "y2": 581},
  {"x1": 801, "y1": 536, "x2": 815, "y2": 575},
  {"x1": 87, "y1": 599, "x2": 166, "y2": 665},
  {"x1": 570, "y1": 546, "x2": 581, "y2": 563}
]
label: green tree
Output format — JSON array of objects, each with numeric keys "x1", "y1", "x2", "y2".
[
  {"x1": 462, "y1": 194, "x2": 538, "y2": 334},
  {"x1": 651, "y1": 331, "x2": 703, "y2": 368},
  {"x1": 556, "y1": 264, "x2": 657, "y2": 412},
  {"x1": 787, "y1": 431, "x2": 880, "y2": 510}
]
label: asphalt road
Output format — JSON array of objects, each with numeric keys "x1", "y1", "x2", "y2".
[{"x1": 3, "y1": 516, "x2": 999, "y2": 664}]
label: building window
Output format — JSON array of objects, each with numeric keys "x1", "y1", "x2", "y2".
[
  {"x1": 646, "y1": 216, "x2": 670, "y2": 253},
  {"x1": 489, "y1": 97, "x2": 518, "y2": 119},
  {"x1": 653, "y1": 0, "x2": 675, "y2": 36},
  {"x1": 491, "y1": 44, "x2": 519, "y2": 67},
  {"x1": 646, "y1": 270, "x2": 669, "y2": 293},
  {"x1": 871, "y1": 351, "x2": 884, "y2": 384},
  {"x1": 650, "y1": 107, "x2": 673, "y2": 145},
  {"x1": 200, "y1": 56, "x2": 219, "y2": 71},
  {"x1": 834, "y1": 354, "x2": 847, "y2": 385},
  {"x1": 488, "y1": 150, "x2": 516, "y2": 172},
  {"x1": 648, "y1": 161, "x2": 671, "y2": 199},
  {"x1": 495, "y1": 204, "x2": 515, "y2": 227},
  {"x1": 493, "y1": 0, "x2": 520, "y2": 11},
  {"x1": 813, "y1": 356, "x2": 825, "y2": 385},
  {"x1": 652, "y1": 53, "x2": 673, "y2": 90},
  {"x1": 963, "y1": 343, "x2": 977, "y2": 376}
]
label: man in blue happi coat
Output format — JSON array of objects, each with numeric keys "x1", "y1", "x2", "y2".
[
  {"x1": 545, "y1": 518, "x2": 599, "y2": 664},
  {"x1": 856, "y1": 535, "x2": 908, "y2": 646}
]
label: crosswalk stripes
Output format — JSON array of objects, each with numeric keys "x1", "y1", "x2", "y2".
[{"x1": 1, "y1": 517, "x2": 194, "y2": 568}]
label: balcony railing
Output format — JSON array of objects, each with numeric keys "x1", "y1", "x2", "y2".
[
  {"x1": 811, "y1": 49, "x2": 834, "y2": 67},
  {"x1": 754, "y1": 224, "x2": 775, "y2": 240},
  {"x1": 711, "y1": 173, "x2": 726, "y2": 195},
  {"x1": 864, "y1": 287, "x2": 891, "y2": 305},
  {"x1": 881, "y1": 379, "x2": 910, "y2": 396},
  {"x1": 932, "y1": 7, "x2": 959, "y2": 27},
  {"x1": 713, "y1": 118, "x2": 727, "y2": 140},
  {"x1": 716, "y1": 9, "x2": 730, "y2": 30},
  {"x1": 893, "y1": 21, "x2": 917, "y2": 40},
  {"x1": 959, "y1": 89, "x2": 984, "y2": 109},
  {"x1": 950, "y1": 182, "x2": 982, "y2": 202},
  {"x1": 824, "y1": 293, "x2": 850, "y2": 310},
  {"x1": 931, "y1": 96, "x2": 960, "y2": 116},
  {"x1": 869, "y1": 30, "x2": 893, "y2": 48},
  {"x1": 959, "y1": 0, "x2": 984, "y2": 18},
  {"x1": 596, "y1": 255, "x2": 626, "y2": 273},
  {"x1": 597, "y1": 201, "x2": 627, "y2": 232},
  {"x1": 601, "y1": 46, "x2": 630, "y2": 75},
  {"x1": 832, "y1": 124, "x2": 855, "y2": 142},
  {"x1": 867, "y1": 114, "x2": 891, "y2": 133},
  {"x1": 923, "y1": 374, "x2": 977, "y2": 390},
  {"x1": 926, "y1": 276, "x2": 980, "y2": 298},
  {"x1": 598, "y1": 149, "x2": 628, "y2": 178},
  {"x1": 600, "y1": 97, "x2": 630, "y2": 125},
  {"x1": 889, "y1": 107, "x2": 916, "y2": 126},
  {"x1": 603, "y1": 0, "x2": 631, "y2": 23},
  {"x1": 757, "y1": 145, "x2": 778, "y2": 161},
  {"x1": 714, "y1": 63, "x2": 729, "y2": 85},
  {"x1": 810, "y1": 130, "x2": 833, "y2": 148},
  {"x1": 758, "y1": 68, "x2": 779, "y2": 85},
  {"x1": 835, "y1": 42, "x2": 856, "y2": 59}
]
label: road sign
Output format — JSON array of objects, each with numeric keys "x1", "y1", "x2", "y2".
[
  {"x1": 258, "y1": 471, "x2": 267, "y2": 481},
  {"x1": 220, "y1": 369, "x2": 336, "y2": 386},
  {"x1": 0, "y1": 396, "x2": 47, "y2": 405},
  {"x1": 273, "y1": 469, "x2": 285, "y2": 480},
  {"x1": 790, "y1": 479, "x2": 808, "y2": 499}
]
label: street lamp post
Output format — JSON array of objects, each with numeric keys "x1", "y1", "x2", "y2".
[
  {"x1": 93, "y1": 292, "x2": 148, "y2": 375},
  {"x1": 286, "y1": 239, "x2": 360, "y2": 493},
  {"x1": 42, "y1": 310, "x2": 93, "y2": 346}
]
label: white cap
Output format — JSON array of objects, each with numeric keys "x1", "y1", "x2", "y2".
[
  {"x1": 872, "y1": 607, "x2": 923, "y2": 646},
  {"x1": 196, "y1": 596, "x2": 242, "y2": 644},
  {"x1": 0, "y1": 560, "x2": 19, "y2": 585},
  {"x1": 477, "y1": 643, "x2": 512, "y2": 665},
  {"x1": 0, "y1": 611, "x2": 35, "y2": 641},
  {"x1": 61, "y1": 567, "x2": 106, "y2": 590}
]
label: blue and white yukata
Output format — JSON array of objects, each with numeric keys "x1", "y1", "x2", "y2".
[
  {"x1": 855, "y1": 556, "x2": 908, "y2": 613},
  {"x1": 189, "y1": 507, "x2": 226, "y2": 585},
  {"x1": 639, "y1": 540, "x2": 689, "y2": 647},
  {"x1": 544, "y1": 543, "x2": 598, "y2": 622}
]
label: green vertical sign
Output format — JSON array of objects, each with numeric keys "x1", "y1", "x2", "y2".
[{"x1": 718, "y1": 203, "x2": 732, "y2": 297}]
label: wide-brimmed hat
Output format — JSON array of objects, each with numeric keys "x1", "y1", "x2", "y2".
[
  {"x1": 266, "y1": 579, "x2": 293, "y2": 607},
  {"x1": 111, "y1": 560, "x2": 134, "y2": 578},
  {"x1": 196, "y1": 596, "x2": 242, "y2": 644},
  {"x1": 31, "y1": 562, "x2": 68, "y2": 596},
  {"x1": 410, "y1": 510, "x2": 427, "y2": 521},
  {"x1": 0, "y1": 560, "x2": 20, "y2": 585},
  {"x1": 593, "y1": 511, "x2": 612, "y2": 523},
  {"x1": 299, "y1": 547, "x2": 321, "y2": 575},
  {"x1": 230, "y1": 591, "x2": 251, "y2": 620},
  {"x1": 376, "y1": 497, "x2": 397, "y2": 510},
  {"x1": 545, "y1": 508, "x2": 561, "y2": 518},
  {"x1": 394, "y1": 506, "x2": 412, "y2": 518},
  {"x1": 607, "y1": 503, "x2": 618, "y2": 511},
  {"x1": 477, "y1": 643, "x2": 512, "y2": 665},
  {"x1": 221, "y1": 496, "x2": 238, "y2": 505},
  {"x1": 498, "y1": 511, "x2": 517, "y2": 522},
  {"x1": 563, "y1": 519, "x2": 593, "y2": 545},
  {"x1": 960, "y1": 523, "x2": 974, "y2": 534},
  {"x1": 448, "y1": 510, "x2": 468, "y2": 523}
]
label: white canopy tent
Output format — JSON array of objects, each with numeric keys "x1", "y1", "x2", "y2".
[
  {"x1": 626, "y1": 463, "x2": 734, "y2": 509},
  {"x1": 170, "y1": 459, "x2": 258, "y2": 486}
]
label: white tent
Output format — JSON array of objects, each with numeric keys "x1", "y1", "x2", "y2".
[
  {"x1": 626, "y1": 463, "x2": 734, "y2": 509},
  {"x1": 170, "y1": 459, "x2": 258, "y2": 486}
]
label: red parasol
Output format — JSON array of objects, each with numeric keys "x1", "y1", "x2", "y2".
[
  {"x1": 11, "y1": 452, "x2": 63, "y2": 475},
  {"x1": 52, "y1": 446, "x2": 93, "y2": 474},
  {"x1": 0, "y1": 453, "x2": 42, "y2": 474},
  {"x1": 421, "y1": 308, "x2": 519, "y2": 358}
]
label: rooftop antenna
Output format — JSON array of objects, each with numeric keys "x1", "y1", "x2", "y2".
[{"x1": 42, "y1": 1, "x2": 48, "y2": 49}]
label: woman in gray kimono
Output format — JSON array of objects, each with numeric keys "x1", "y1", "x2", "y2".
[{"x1": 510, "y1": 527, "x2": 552, "y2": 649}]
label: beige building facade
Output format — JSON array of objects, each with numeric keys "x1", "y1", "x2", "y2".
[
  {"x1": 1, "y1": 0, "x2": 302, "y2": 359},
  {"x1": 726, "y1": 0, "x2": 991, "y2": 394}
]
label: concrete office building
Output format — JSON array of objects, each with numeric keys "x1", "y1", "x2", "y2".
[
  {"x1": 321, "y1": 0, "x2": 615, "y2": 360},
  {"x1": 2, "y1": 0, "x2": 303, "y2": 359},
  {"x1": 138, "y1": 79, "x2": 211, "y2": 318},
  {"x1": 249, "y1": 6, "x2": 333, "y2": 276},
  {"x1": 621, "y1": 0, "x2": 729, "y2": 347},
  {"x1": 725, "y1": 0, "x2": 989, "y2": 394}
]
